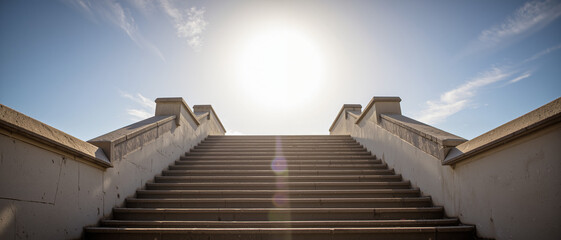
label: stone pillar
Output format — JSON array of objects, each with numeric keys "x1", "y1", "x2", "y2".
[
  {"x1": 362, "y1": 97, "x2": 402, "y2": 124},
  {"x1": 155, "y1": 97, "x2": 200, "y2": 126}
]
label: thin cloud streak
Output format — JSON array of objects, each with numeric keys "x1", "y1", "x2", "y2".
[
  {"x1": 120, "y1": 91, "x2": 155, "y2": 121},
  {"x1": 459, "y1": 0, "x2": 561, "y2": 58},
  {"x1": 417, "y1": 67, "x2": 515, "y2": 124},
  {"x1": 479, "y1": 0, "x2": 561, "y2": 44},
  {"x1": 64, "y1": 0, "x2": 165, "y2": 60},
  {"x1": 508, "y1": 72, "x2": 532, "y2": 84},
  {"x1": 160, "y1": 0, "x2": 208, "y2": 51},
  {"x1": 524, "y1": 43, "x2": 561, "y2": 63},
  {"x1": 126, "y1": 109, "x2": 153, "y2": 120},
  {"x1": 422, "y1": 38, "x2": 560, "y2": 125}
]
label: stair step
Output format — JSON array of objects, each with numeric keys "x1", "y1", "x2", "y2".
[
  {"x1": 168, "y1": 164, "x2": 388, "y2": 171},
  {"x1": 186, "y1": 151, "x2": 371, "y2": 156},
  {"x1": 101, "y1": 218, "x2": 459, "y2": 228},
  {"x1": 193, "y1": 146, "x2": 366, "y2": 151},
  {"x1": 198, "y1": 142, "x2": 362, "y2": 147},
  {"x1": 154, "y1": 175, "x2": 403, "y2": 183},
  {"x1": 126, "y1": 197, "x2": 432, "y2": 208},
  {"x1": 201, "y1": 138, "x2": 357, "y2": 142},
  {"x1": 85, "y1": 226, "x2": 475, "y2": 240},
  {"x1": 162, "y1": 169, "x2": 395, "y2": 176},
  {"x1": 181, "y1": 155, "x2": 377, "y2": 160},
  {"x1": 135, "y1": 189, "x2": 420, "y2": 198},
  {"x1": 112, "y1": 207, "x2": 444, "y2": 221},
  {"x1": 145, "y1": 181, "x2": 410, "y2": 190},
  {"x1": 175, "y1": 159, "x2": 382, "y2": 165},
  {"x1": 206, "y1": 135, "x2": 353, "y2": 139}
]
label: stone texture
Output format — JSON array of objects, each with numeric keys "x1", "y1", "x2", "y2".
[
  {"x1": 445, "y1": 97, "x2": 561, "y2": 165},
  {"x1": 0, "y1": 104, "x2": 110, "y2": 167},
  {"x1": 330, "y1": 96, "x2": 561, "y2": 239},
  {"x1": 0, "y1": 97, "x2": 226, "y2": 240}
]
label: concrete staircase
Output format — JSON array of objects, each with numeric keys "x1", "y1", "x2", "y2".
[{"x1": 85, "y1": 135, "x2": 475, "y2": 240}]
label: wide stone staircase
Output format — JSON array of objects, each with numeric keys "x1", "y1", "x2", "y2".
[{"x1": 85, "y1": 135, "x2": 475, "y2": 239}]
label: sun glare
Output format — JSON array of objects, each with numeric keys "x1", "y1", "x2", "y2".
[{"x1": 237, "y1": 27, "x2": 323, "y2": 108}]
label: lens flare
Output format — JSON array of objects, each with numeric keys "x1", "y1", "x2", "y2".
[
  {"x1": 273, "y1": 192, "x2": 289, "y2": 207},
  {"x1": 271, "y1": 157, "x2": 288, "y2": 174}
]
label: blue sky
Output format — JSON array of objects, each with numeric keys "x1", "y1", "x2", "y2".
[{"x1": 1, "y1": 0, "x2": 560, "y2": 140}]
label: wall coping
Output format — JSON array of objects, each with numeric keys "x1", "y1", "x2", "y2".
[
  {"x1": 355, "y1": 97, "x2": 401, "y2": 124},
  {"x1": 381, "y1": 114, "x2": 467, "y2": 147},
  {"x1": 193, "y1": 105, "x2": 226, "y2": 133},
  {"x1": 88, "y1": 115, "x2": 175, "y2": 162},
  {"x1": 155, "y1": 97, "x2": 200, "y2": 126},
  {"x1": 0, "y1": 104, "x2": 111, "y2": 168},
  {"x1": 329, "y1": 104, "x2": 362, "y2": 132},
  {"x1": 444, "y1": 97, "x2": 561, "y2": 165}
]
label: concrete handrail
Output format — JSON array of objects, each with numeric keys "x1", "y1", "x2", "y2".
[
  {"x1": 88, "y1": 115, "x2": 176, "y2": 162},
  {"x1": 379, "y1": 114, "x2": 466, "y2": 160},
  {"x1": 444, "y1": 97, "x2": 561, "y2": 165},
  {"x1": 0, "y1": 104, "x2": 111, "y2": 168}
]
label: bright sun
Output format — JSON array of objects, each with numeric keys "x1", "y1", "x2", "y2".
[{"x1": 237, "y1": 27, "x2": 323, "y2": 108}]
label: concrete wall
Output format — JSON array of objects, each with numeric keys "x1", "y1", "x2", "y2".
[
  {"x1": 0, "y1": 97, "x2": 225, "y2": 240},
  {"x1": 330, "y1": 96, "x2": 561, "y2": 240}
]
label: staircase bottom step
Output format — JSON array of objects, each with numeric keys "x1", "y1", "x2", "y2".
[{"x1": 85, "y1": 226, "x2": 475, "y2": 240}]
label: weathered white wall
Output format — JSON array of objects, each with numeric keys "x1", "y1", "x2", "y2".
[
  {"x1": 331, "y1": 98, "x2": 561, "y2": 240},
  {"x1": 0, "y1": 98, "x2": 225, "y2": 240}
]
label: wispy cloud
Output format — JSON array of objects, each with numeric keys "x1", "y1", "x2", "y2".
[
  {"x1": 417, "y1": 67, "x2": 518, "y2": 124},
  {"x1": 160, "y1": 0, "x2": 208, "y2": 51},
  {"x1": 459, "y1": 0, "x2": 561, "y2": 58},
  {"x1": 479, "y1": 0, "x2": 561, "y2": 44},
  {"x1": 64, "y1": 0, "x2": 165, "y2": 60},
  {"x1": 523, "y1": 43, "x2": 561, "y2": 63},
  {"x1": 120, "y1": 91, "x2": 155, "y2": 121},
  {"x1": 126, "y1": 109, "x2": 153, "y2": 120},
  {"x1": 421, "y1": 41, "x2": 560, "y2": 124},
  {"x1": 508, "y1": 72, "x2": 532, "y2": 84}
]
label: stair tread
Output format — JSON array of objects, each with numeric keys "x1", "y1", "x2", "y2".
[
  {"x1": 137, "y1": 189, "x2": 419, "y2": 193},
  {"x1": 113, "y1": 207, "x2": 443, "y2": 212},
  {"x1": 146, "y1": 181, "x2": 408, "y2": 186},
  {"x1": 127, "y1": 197, "x2": 430, "y2": 202},
  {"x1": 101, "y1": 218, "x2": 458, "y2": 225},
  {"x1": 86, "y1": 225, "x2": 474, "y2": 233}
]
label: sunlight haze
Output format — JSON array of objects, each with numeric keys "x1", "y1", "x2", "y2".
[{"x1": 1, "y1": 0, "x2": 560, "y2": 139}]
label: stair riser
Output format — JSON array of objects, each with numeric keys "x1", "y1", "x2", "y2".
[
  {"x1": 198, "y1": 143, "x2": 360, "y2": 147},
  {"x1": 113, "y1": 211, "x2": 443, "y2": 221},
  {"x1": 201, "y1": 139, "x2": 357, "y2": 143},
  {"x1": 206, "y1": 136, "x2": 353, "y2": 139},
  {"x1": 101, "y1": 219, "x2": 457, "y2": 228},
  {"x1": 154, "y1": 176, "x2": 403, "y2": 183},
  {"x1": 87, "y1": 231, "x2": 475, "y2": 240},
  {"x1": 126, "y1": 201, "x2": 431, "y2": 208},
  {"x1": 168, "y1": 165, "x2": 388, "y2": 171},
  {"x1": 181, "y1": 156, "x2": 377, "y2": 160},
  {"x1": 175, "y1": 160, "x2": 382, "y2": 165},
  {"x1": 136, "y1": 192, "x2": 420, "y2": 198},
  {"x1": 192, "y1": 147, "x2": 366, "y2": 151},
  {"x1": 145, "y1": 183, "x2": 410, "y2": 190},
  {"x1": 186, "y1": 152, "x2": 371, "y2": 157},
  {"x1": 162, "y1": 170, "x2": 394, "y2": 176},
  {"x1": 87, "y1": 230, "x2": 474, "y2": 240}
]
